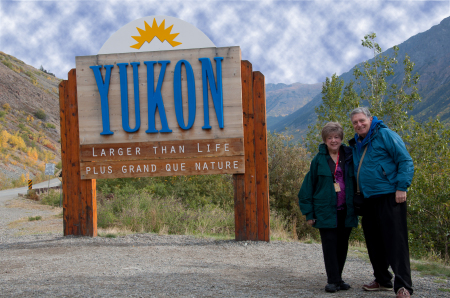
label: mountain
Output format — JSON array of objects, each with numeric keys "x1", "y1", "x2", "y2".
[
  {"x1": 0, "y1": 51, "x2": 62, "y2": 188},
  {"x1": 266, "y1": 82, "x2": 322, "y2": 117},
  {"x1": 270, "y1": 16, "x2": 450, "y2": 137},
  {"x1": 265, "y1": 82, "x2": 321, "y2": 129}
]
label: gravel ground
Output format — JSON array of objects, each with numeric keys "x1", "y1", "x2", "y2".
[{"x1": 0, "y1": 195, "x2": 449, "y2": 297}]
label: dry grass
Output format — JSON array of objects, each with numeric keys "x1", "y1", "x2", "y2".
[
  {"x1": 5, "y1": 197, "x2": 62, "y2": 236},
  {"x1": 97, "y1": 227, "x2": 135, "y2": 237},
  {"x1": 8, "y1": 214, "x2": 62, "y2": 236}
]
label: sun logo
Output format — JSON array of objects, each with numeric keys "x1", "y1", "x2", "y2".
[{"x1": 131, "y1": 19, "x2": 182, "y2": 49}]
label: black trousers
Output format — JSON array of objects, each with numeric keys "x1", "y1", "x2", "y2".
[
  {"x1": 319, "y1": 209, "x2": 352, "y2": 284},
  {"x1": 362, "y1": 193, "x2": 413, "y2": 294}
]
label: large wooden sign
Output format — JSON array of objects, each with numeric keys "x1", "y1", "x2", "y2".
[
  {"x1": 60, "y1": 16, "x2": 269, "y2": 241},
  {"x1": 76, "y1": 47, "x2": 244, "y2": 179}
]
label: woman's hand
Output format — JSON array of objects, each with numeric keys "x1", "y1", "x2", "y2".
[{"x1": 307, "y1": 219, "x2": 315, "y2": 226}]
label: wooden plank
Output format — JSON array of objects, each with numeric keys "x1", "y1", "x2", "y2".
[
  {"x1": 233, "y1": 174, "x2": 246, "y2": 241},
  {"x1": 76, "y1": 47, "x2": 244, "y2": 145},
  {"x1": 253, "y1": 71, "x2": 270, "y2": 242},
  {"x1": 241, "y1": 60, "x2": 257, "y2": 241},
  {"x1": 80, "y1": 156, "x2": 245, "y2": 179},
  {"x1": 80, "y1": 138, "x2": 244, "y2": 162},
  {"x1": 62, "y1": 69, "x2": 97, "y2": 237}
]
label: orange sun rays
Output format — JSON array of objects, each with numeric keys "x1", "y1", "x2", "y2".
[{"x1": 131, "y1": 19, "x2": 182, "y2": 49}]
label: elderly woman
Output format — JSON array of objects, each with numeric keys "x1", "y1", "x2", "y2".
[{"x1": 298, "y1": 122, "x2": 358, "y2": 293}]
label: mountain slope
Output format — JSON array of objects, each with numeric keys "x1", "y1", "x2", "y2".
[
  {"x1": 266, "y1": 82, "x2": 321, "y2": 117},
  {"x1": 0, "y1": 51, "x2": 62, "y2": 188},
  {"x1": 270, "y1": 16, "x2": 450, "y2": 136}
]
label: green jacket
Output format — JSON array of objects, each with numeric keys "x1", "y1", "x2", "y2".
[{"x1": 298, "y1": 144, "x2": 358, "y2": 229}]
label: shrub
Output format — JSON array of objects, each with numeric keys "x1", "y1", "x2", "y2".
[
  {"x1": 97, "y1": 174, "x2": 234, "y2": 211},
  {"x1": 0, "y1": 111, "x2": 5, "y2": 118},
  {"x1": 34, "y1": 109, "x2": 47, "y2": 120},
  {"x1": 45, "y1": 123, "x2": 56, "y2": 129},
  {"x1": 2, "y1": 103, "x2": 10, "y2": 112},
  {"x1": 40, "y1": 189, "x2": 61, "y2": 207},
  {"x1": 26, "y1": 190, "x2": 39, "y2": 201},
  {"x1": 1, "y1": 60, "x2": 13, "y2": 69}
]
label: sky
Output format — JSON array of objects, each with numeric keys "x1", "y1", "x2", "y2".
[{"x1": 0, "y1": 0, "x2": 449, "y2": 84}]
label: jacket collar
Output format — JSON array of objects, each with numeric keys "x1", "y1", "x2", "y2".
[
  {"x1": 348, "y1": 121, "x2": 388, "y2": 147},
  {"x1": 319, "y1": 143, "x2": 351, "y2": 158}
]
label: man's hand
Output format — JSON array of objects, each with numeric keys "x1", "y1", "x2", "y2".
[
  {"x1": 395, "y1": 190, "x2": 407, "y2": 203},
  {"x1": 307, "y1": 219, "x2": 315, "y2": 226}
]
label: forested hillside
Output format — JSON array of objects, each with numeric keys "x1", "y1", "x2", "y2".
[
  {"x1": 270, "y1": 16, "x2": 450, "y2": 137},
  {"x1": 0, "y1": 51, "x2": 61, "y2": 189}
]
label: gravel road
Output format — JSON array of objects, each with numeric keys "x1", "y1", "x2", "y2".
[{"x1": 0, "y1": 193, "x2": 449, "y2": 297}]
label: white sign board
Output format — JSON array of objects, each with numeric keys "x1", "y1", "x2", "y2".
[{"x1": 45, "y1": 163, "x2": 55, "y2": 176}]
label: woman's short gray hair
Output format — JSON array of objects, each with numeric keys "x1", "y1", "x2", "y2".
[
  {"x1": 321, "y1": 122, "x2": 344, "y2": 142},
  {"x1": 350, "y1": 107, "x2": 371, "y2": 119}
]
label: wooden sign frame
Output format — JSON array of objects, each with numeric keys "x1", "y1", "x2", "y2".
[{"x1": 59, "y1": 60, "x2": 269, "y2": 241}]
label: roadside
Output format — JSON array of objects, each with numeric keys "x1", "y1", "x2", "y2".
[{"x1": 0, "y1": 179, "x2": 62, "y2": 239}]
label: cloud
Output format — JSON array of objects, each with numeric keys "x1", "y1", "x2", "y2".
[{"x1": 0, "y1": 0, "x2": 449, "y2": 84}]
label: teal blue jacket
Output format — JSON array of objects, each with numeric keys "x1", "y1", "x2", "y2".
[
  {"x1": 349, "y1": 122, "x2": 414, "y2": 198},
  {"x1": 298, "y1": 144, "x2": 358, "y2": 229}
]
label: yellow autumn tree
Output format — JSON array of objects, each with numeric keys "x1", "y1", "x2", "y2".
[
  {"x1": 27, "y1": 147, "x2": 38, "y2": 161},
  {"x1": 8, "y1": 132, "x2": 26, "y2": 150},
  {"x1": 18, "y1": 174, "x2": 26, "y2": 185},
  {"x1": 0, "y1": 130, "x2": 11, "y2": 148}
]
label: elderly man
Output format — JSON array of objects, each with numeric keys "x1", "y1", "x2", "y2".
[{"x1": 348, "y1": 107, "x2": 414, "y2": 298}]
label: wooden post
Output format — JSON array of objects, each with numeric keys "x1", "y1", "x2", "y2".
[
  {"x1": 59, "y1": 69, "x2": 97, "y2": 237},
  {"x1": 241, "y1": 60, "x2": 257, "y2": 240},
  {"x1": 233, "y1": 174, "x2": 246, "y2": 240},
  {"x1": 234, "y1": 61, "x2": 269, "y2": 242},
  {"x1": 253, "y1": 71, "x2": 270, "y2": 241}
]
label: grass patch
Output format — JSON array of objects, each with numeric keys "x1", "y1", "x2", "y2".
[
  {"x1": 270, "y1": 211, "x2": 292, "y2": 241},
  {"x1": 28, "y1": 215, "x2": 42, "y2": 221},
  {"x1": 411, "y1": 261, "x2": 450, "y2": 278},
  {"x1": 98, "y1": 227, "x2": 133, "y2": 237},
  {"x1": 438, "y1": 288, "x2": 450, "y2": 293},
  {"x1": 302, "y1": 236, "x2": 318, "y2": 244}
]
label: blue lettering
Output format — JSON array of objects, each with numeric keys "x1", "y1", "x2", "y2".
[
  {"x1": 117, "y1": 62, "x2": 141, "y2": 133},
  {"x1": 89, "y1": 65, "x2": 114, "y2": 135},
  {"x1": 173, "y1": 60, "x2": 196, "y2": 130},
  {"x1": 145, "y1": 61, "x2": 172, "y2": 133},
  {"x1": 198, "y1": 57, "x2": 224, "y2": 129}
]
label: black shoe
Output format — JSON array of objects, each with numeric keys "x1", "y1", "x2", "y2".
[
  {"x1": 325, "y1": 283, "x2": 340, "y2": 293},
  {"x1": 339, "y1": 280, "x2": 351, "y2": 290}
]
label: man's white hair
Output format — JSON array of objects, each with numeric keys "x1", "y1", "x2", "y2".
[{"x1": 350, "y1": 107, "x2": 371, "y2": 119}]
